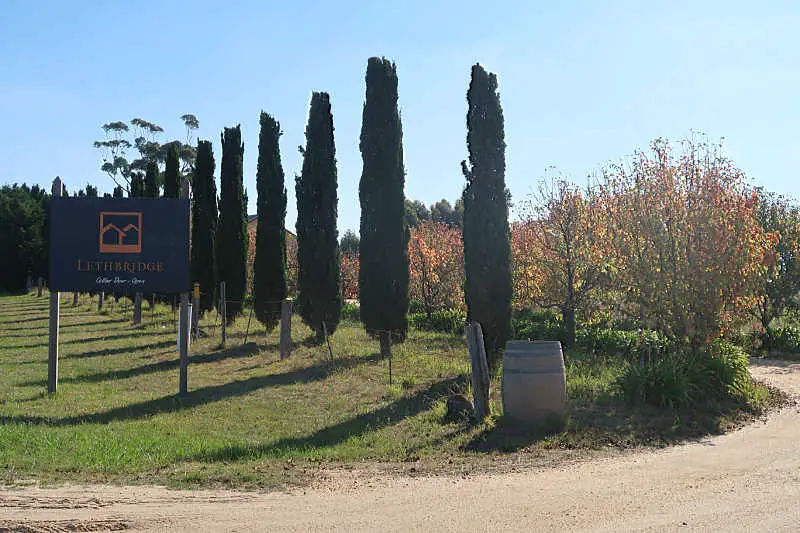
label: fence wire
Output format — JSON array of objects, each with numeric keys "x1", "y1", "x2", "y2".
[{"x1": 38, "y1": 287, "x2": 472, "y2": 395}]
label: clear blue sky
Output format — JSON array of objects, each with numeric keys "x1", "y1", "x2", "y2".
[{"x1": 2, "y1": 1, "x2": 798, "y2": 233}]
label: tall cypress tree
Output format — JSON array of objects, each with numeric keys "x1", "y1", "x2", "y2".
[
  {"x1": 191, "y1": 140, "x2": 218, "y2": 314},
  {"x1": 217, "y1": 125, "x2": 247, "y2": 320},
  {"x1": 163, "y1": 143, "x2": 181, "y2": 198},
  {"x1": 112, "y1": 185, "x2": 124, "y2": 198},
  {"x1": 296, "y1": 92, "x2": 342, "y2": 339},
  {"x1": 359, "y1": 57, "x2": 409, "y2": 349},
  {"x1": 253, "y1": 112, "x2": 288, "y2": 330},
  {"x1": 129, "y1": 175, "x2": 144, "y2": 198},
  {"x1": 461, "y1": 64, "x2": 512, "y2": 373},
  {"x1": 144, "y1": 161, "x2": 160, "y2": 198}
]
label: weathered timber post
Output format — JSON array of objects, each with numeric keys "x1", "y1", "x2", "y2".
[
  {"x1": 220, "y1": 281, "x2": 227, "y2": 348},
  {"x1": 72, "y1": 292, "x2": 79, "y2": 306},
  {"x1": 323, "y1": 321, "x2": 334, "y2": 362},
  {"x1": 191, "y1": 283, "x2": 200, "y2": 340},
  {"x1": 465, "y1": 321, "x2": 491, "y2": 422},
  {"x1": 37, "y1": 277, "x2": 43, "y2": 297},
  {"x1": 26, "y1": 275, "x2": 32, "y2": 294},
  {"x1": 133, "y1": 292, "x2": 142, "y2": 325},
  {"x1": 279, "y1": 298, "x2": 292, "y2": 359},
  {"x1": 48, "y1": 177, "x2": 64, "y2": 394},
  {"x1": 97, "y1": 291, "x2": 104, "y2": 312},
  {"x1": 132, "y1": 292, "x2": 143, "y2": 324},
  {"x1": 243, "y1": 303, "x2": 254, "y2": 344}
]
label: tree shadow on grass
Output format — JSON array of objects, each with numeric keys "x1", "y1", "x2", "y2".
[
  {"x1": 19, "y1": 343, "x2": 264, "y2": 386},
  {"x1": 192, "y1": 375, "x2": 469, "y2": 462},
  {"x1": 0, "y1": 303, "x2": 49, "y2": 312},
  {"x1": 0, "y1": 310, "x2": 48, "y2": 319},
  {"x1": 3, "y1": 330, "x2": 171, "y2": 350},
  {"x1": 0, "y1": 318, "x2": 129, "y2": 333},
  {"x1": 464, "y1": 413, "x2": 571, "y2": 453},
  {"x1": 298, "y1": 332, "x2": 327, "y2": 348},
  {"x1": 464, "y1": 397, "x2": 759, "y2": 453},
  {"x1": 0, "y1": 300, "x2": 47, "y2": 307},
  {"x1": 64, "y1": 339, "x2": 176, "y2": 359},
  {"x1": 0, "y1": 332, "x2": 49, "y2": 340},
  {"x1": 60, "y1": 318, "x2": 130, "y2": 329},
  {"x1": 2, "y1": 351, "x2": 389, "y2": 426},
  {"x1": 0, "y1": 315, "x2": 49, "y2": 324}
]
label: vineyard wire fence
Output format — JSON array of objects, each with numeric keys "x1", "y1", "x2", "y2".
[{"x1": 24, "y1": 280, "x2": 473, "y2": 395}]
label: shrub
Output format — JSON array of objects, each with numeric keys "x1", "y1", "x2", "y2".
[
  {"x1": 341, "y1": 303, "x2": 361, "y2": 323},
  {"x1": 761, "y1": 326, "x2": 800, "y2": 353},
  {"x1": 617, "y1": 342, "x2": 751, "y2": 409},
  {"x1": 409, "y1": 309, "x2": 467, "y2": 334},
  {"x1": 705, "y1": 341, "x2": 752, "y2": 399},
  {"x1": 511, "y1": 309, "x2": 567, "y2": 343},
  {"x1": 577, "y1": 328, "x2": 670, "y2": 362},
  {"x1": 408, "y1": 298, "x2": 426, "y2": 315},
  {"x1": 510, "y1": 309, "x2": 670, "y2": 362}
]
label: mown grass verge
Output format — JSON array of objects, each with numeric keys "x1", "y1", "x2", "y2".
[{"x1": 0, "y1": 294, "x2": 783, "y2": 489}]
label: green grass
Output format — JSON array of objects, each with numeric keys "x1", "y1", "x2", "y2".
[{"x1": 0, "y1": 294, "x2": 781, "y2": 489}]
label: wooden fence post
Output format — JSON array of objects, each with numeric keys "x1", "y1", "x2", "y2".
[
  {"x1": 48, "y1": 177, "x2": 63, "y2": 394},
  {"x1": 192, "y1": 283, "x2": 200, "y2": 340},
  {"x1": 72, "y1": 292, "x2": 79, "y2": 306},
  {"x1": 97, "y1": 291, "x2": 104, "y2": 312},
  {"x1": 220, "y1": 281, "x2": 227, "y2": 348},
  {"x1": 133, "y1": 292, "x2": 142, "y2": 325},
  {"x1": 37, "y1": 277, "x2": 43, "y2": 297},
  {"x1": 279, "y1": 298, "x2": 292, "y2": 359},
  {"x1": 26, "y1": 275, "x2": 32, "y2": 294},
  {"x1": 465, "y1": 322, "x2": 491, "y2": 422}
]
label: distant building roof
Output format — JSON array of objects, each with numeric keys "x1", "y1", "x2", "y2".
[{"x1": 247, "y1": 215, "x2": 296, "y2": 237}]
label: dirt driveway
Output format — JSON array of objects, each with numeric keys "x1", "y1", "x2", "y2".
[{"x1": 1, "y1": 360, "x2": 799, "y2": 532}]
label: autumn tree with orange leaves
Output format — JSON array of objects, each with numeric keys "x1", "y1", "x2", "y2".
[
  {"x1": 340, "y1": 251, "x2": 360, "y2": 301},
  {"x1": 510, "y1": 220, "x2": 543, "y2": 310},
  {"x1": 408, "y1": 220, "x2": 465, "y2": 315},
  {"x1": 516, "y1": 178, "x2": 610, "y2": 346},
  {"x1": 601, "y1": 137, "x2": 777, "y2": 347}
]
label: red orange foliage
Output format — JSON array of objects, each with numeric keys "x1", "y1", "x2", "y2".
[
  {"x1": 600, "y1": 137, "x2": 777, "y2": 344},
  {"x1": 340, "y1": 251, "x2": 359, "y2": 301},
  {"x1": 408, "y1": 221, "x2": 465, "y2": 313},
  {"x1": 514, "y1": 179, "x2": 611, "y2": 344}
]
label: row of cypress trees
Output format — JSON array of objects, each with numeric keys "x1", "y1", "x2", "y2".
[
  {"x1": 187, "y1": 58, "x2": 510, "y2": 370},
  {"x1": 355, "y1": 58, "x2": 511, "y2": 369}
]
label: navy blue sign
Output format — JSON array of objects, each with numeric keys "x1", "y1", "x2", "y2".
[{"x1": 50, "y1": 197, "x2": 190, "y2": 293}]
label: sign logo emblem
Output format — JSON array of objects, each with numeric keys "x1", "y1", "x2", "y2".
[{"x1": 99, "y1": 212, "x2": 142, "y2": 254}]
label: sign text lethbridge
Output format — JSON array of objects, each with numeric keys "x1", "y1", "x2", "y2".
[{"x1": 50, "y1": 198, "x2": 189, "y2": 293}]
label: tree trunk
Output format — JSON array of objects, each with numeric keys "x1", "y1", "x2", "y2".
[
  {"x1": 563, "y1": 306, "x2": 576, "y2": 348},
  {"x1": 379, "y1": 331, "x2": 392, "y2": 360}
]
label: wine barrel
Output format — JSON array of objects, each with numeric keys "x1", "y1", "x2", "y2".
[{"x1": 502, "y1": 340, "x2": 567, "y2": 423}]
